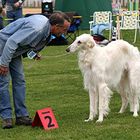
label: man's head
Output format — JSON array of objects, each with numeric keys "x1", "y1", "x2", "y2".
[{"x1": 49, "y1": 11, "x2": 71, "y2": 37}]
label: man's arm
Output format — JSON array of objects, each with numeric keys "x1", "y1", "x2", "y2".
[
  {"x1": 0, "y1": 27, "x2": 38, "y2": 67},
  {"x1": 14, "y1": 0, "x2": 25, "y2": 8},
  {"x1": 18, "y1": 0, "x2": 25, "y2": 4}
]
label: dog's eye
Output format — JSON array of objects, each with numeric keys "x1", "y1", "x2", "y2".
[{"x1": 77, "y1": 41, "x2": 81, "y2": 44}]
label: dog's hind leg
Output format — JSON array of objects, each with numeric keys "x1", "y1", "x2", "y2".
[
  {"x1": 119, "y1": 94, "x2": 128, "y2": 113},
  {"x1": 129, "y1": 94, "x2": 134, "y2": 112},
  {"x1": 118, "y1": 73, "x2": 129, "y2": 113},
  {"x1": 133, "y1": 93, "x2": 139, "y2": 117},
  {"x1": 128, "y1": 87, "x2": 139, "y2": 116},
  {"x1": 119, "y1": 91, "x2": 128, "y2": 113},
  {"x1": 85, "y1": 87, "x2": 97, "y2": 122}
]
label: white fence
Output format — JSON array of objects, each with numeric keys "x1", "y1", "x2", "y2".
[
  {"x1": 23, "y1": 0, "x2": 56, "y2": 8},
  {"x1": 23, "y1": 0, "x2": 139, "y2": 8},
  {"x1": 112, "y1": 0, "x2": 140, "y2": 8},
  {"x1": 23, "y1": 0, "x2": 41, "y2": 7}
]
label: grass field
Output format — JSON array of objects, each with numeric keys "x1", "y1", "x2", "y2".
[{"x1": 0, "y1": 30, "x2": 140, "y2": 140}]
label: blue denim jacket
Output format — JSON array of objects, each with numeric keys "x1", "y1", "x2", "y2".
[{"x1": 0, "y1": 14, "x2": 51, "y2": 66}]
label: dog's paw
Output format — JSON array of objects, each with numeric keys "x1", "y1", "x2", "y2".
[
  {"x1": 118, "y1": 110, "x2": 124, "y2": 114},
  {"x1": 96, "y1": 119, "x2": 103, "y2": 123},
  {"x1": 133, "y1": 113, "x2": 138, "y2": 117},
  {"x1": 119, "y1": 108, "x2": 126, "y2": 113},
  {"x1": 84, "y1": 118, "x2": 93, "y2": 122}
]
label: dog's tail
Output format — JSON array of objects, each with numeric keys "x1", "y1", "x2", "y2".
[
  {"x1": 113, "y1": 40, "x2": 140, "y2": 59},
  {"x1": 129, "y1": 46, "x2": 139, "y2": 59},
  {"x1": 123, "y1": 40, "x2": 140, "y2": 58}
]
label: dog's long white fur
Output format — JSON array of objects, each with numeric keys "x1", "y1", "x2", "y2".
[{"x1": 66, "y1": 34, "x2": 140, "y2": 122}]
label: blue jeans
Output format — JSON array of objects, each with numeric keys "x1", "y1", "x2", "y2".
[
  {"x1": 92, "y1": 24, "x2": 110, "y2": 35},
  {"x1": 0, "y1": 56, "x2": 29, "y2": 119},
  {"x1": 7, "y1": 8, "x2": 23, "y2": 23}
]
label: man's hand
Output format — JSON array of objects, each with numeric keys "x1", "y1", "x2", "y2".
[
  {"x1": 34, "y1": 53, "x2": 41, "y2": 60},
  {"x1": 0, "y1": 65, "x2": 9, "y2": 75},
  {"x1": 14, "y1": 2, "x2": 22, "y2": 8}
]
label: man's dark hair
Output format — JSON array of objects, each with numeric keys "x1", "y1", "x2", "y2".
[{"x1": 49, "y1": 11, "x2": 71, "y2": 26}]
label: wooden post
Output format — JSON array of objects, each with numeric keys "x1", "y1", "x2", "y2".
[{"x1": 116, "y1": 14, "x2": 120, "y2": 39}]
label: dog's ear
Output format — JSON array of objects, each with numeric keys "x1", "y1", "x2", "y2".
[{"x1": 87, "y1": 41, "x2": 95, "y2": 48}]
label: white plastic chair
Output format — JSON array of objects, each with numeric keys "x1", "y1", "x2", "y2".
[
  {"x1": 118, "y1": 11, "x2": 140, "y2": 43},
  {"x1": 89, "y1": 11, "x2": 113, "y2": 40}
]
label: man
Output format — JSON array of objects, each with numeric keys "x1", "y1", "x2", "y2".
[
  {"x1": 2, "y1": 0, "x2": 25, "y2": 23},
  {"x1": 0, "y1": 12, "x2": 71, "y2": 129}
]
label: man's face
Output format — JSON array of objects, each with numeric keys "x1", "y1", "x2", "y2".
[{"x1": 51, "y1": 20, "x2": 71, "y2": 37}]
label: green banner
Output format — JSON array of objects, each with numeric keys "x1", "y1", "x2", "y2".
[{"x1": 55, "y1": 0, "x2": 112, "y2": 29}]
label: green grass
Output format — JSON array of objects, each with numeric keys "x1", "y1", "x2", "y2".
[{"x1": 1, "y1": 30, "x2": 140, "y2": 140}]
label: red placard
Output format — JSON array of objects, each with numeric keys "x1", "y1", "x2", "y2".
[{"x1": 32, "y1": 107, "x2": 59, "y2": 130}]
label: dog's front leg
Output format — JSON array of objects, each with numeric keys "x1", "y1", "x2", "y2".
[
  {"x1": 85, "y1": 88, "x2": 96, "y2": 122},
  {"x1": 96, "y1": 83, "x2": 111, "y2": 123},
  {"x1": 96, "y1": 90, "x2": 104, "y2": 123}
]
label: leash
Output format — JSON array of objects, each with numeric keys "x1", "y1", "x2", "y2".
[
  {"x1": 42, "y1": 53, "x2": 69, "y2": 58},
  {"x1": 26, "y1": 53, "x2": 70, "y2": 70}
]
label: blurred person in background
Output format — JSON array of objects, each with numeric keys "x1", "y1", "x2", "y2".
[
  {"x1": 0, "y1": 0, "x2": 5, "y2": 29},
  {"x1": 2, "y1": 0, "x2": 25, "y2": 23}
]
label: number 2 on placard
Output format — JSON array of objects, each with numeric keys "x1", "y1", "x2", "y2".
[
  {"x1": 42, "y1": 111, "x2": 55, "y2": 128},
  {"x1": 44, "y1": 115, "x2": 55, "y2": 128}
]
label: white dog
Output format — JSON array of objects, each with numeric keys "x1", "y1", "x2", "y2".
[{"x1": 66, "y1": 34, "x2": 139, "y2": 122}]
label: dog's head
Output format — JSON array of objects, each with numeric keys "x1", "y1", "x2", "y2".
[{"x1": 66, "y1": 34, "x2": 96, "y2": 53}]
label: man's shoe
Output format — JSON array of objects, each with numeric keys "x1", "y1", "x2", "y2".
[
  {"x1": 15, "y1": 116, "x2": 32, "y2": 126},
  {"x1": 2, "y1": 119, "x2": 13, "y2": 129}
]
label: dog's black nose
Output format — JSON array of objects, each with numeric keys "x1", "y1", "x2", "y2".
[{"x1": 66, "y1": 48, "x2": 70, "y2": 52}]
